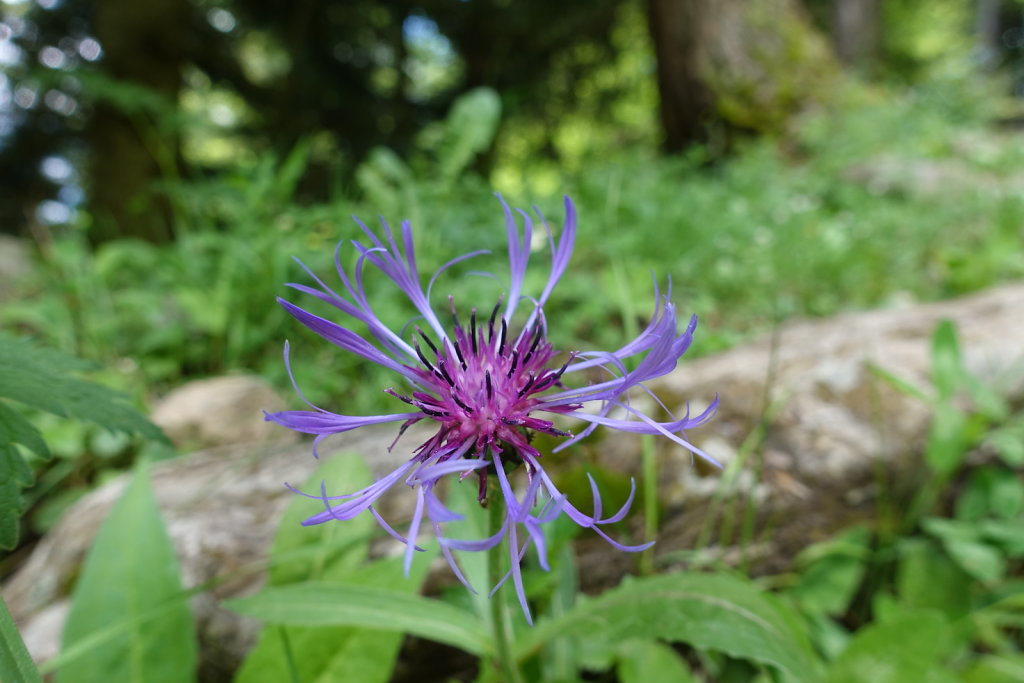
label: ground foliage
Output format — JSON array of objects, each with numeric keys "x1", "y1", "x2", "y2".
[{"x1": 1, "y1": 66, "x2": 1024, "y2": 681}]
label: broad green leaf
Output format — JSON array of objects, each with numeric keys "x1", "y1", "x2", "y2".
[
  {"x1": 930, "y1": 320, "x2": 962, "y2": 401},
  {"x1": 0, "y1": 403, "x2": 49, "y2": 549},
  {"x1": 235, "y1": 453, "x2": 407, "y2": 683},
  {"x1": 790, "y1": 527, "x2": 869, "y2": 617},
  {"x1": 978, "y1": 519, "x2": 1024, "y2": 556},
  {"x1": 825, "y1": 611, "x2": 951, "y2": 683},
  {"x1": 0, "y1": 594, "x2": 42, "y2": 683},
  {"x1": 962, "y1": 654, "x2": 1024, "y2": 683},
  {"x1": 923, "y1": 518, "x2": 1006, "y2": 583},
  {"x1": 227, "y1": 580, "x2": 489, "y2": 657},
  {"x1": 518, "y1": 572, "x2": 821, "y2": 681},
  {"x1": 267, "y1": 452, "x2": 375, "y2": 585},
  {"x1": 58, "y1": 465, "x2": 197, "y2": 683},
  {"x1": 896, "y1": 538, "x2": 972, "y2": 621},
  {"x1": 234, "y1": 557, "x2": 428, "y2": 683},
  {"x1": 0, "y1": 335, "x2": 166, "y2": 443},
  {"x1": 616, "y1": 640, "x2": 696, "y2": 683}
]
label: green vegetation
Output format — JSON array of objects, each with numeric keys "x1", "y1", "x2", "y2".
[{"x1": 2, "y1": 3, "x2": 1024, "y2": 679}]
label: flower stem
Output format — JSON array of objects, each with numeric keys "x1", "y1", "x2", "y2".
[{"x1": 488, "y1": 495, "x2": 525, "y2": 683}]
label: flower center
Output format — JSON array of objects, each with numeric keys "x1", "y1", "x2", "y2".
[{"x1": 388, "y1": 299, "x2": 575, "y2": 448}]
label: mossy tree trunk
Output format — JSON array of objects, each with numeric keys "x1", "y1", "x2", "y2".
[
  {"x1": 647, "y1": 0, "x2": 840, "y2": 153},
  {"x1": 87, "y1": 0, "x2": 189, "y2": 244}
]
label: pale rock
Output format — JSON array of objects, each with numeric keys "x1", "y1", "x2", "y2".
[{"x1": 151, "y1": 375, "x2": 297, "y2": 448}]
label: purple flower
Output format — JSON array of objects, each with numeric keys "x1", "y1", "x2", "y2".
[{"x1": 268, "y1": 195, "x2": 718, "y2": 622}]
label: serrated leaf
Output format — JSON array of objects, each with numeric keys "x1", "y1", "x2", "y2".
[
  {"x1": 0, "y1": 402, "x2": 49, "y2": 549},
  {"x1": 826, "y1": 611, "x2": 950, "y2": 683},
  {"x1": 58, "y1": 465, "x2": 197, "y2": 683},
  {"x1": 518, "y1": 572, "x2": 821, "y2": 681},
  {"x1": 0, "y1": 335, "x2": 166, "y2": 443},
  {"x1": 227, "y1": 580, "x2": 489, "y2": 657},
  {"x1": 1, "y1": 594, "x2": 43, "y2": 683}
]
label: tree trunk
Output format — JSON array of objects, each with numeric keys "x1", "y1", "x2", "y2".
[
  {"x1": 647, "y1": 0, "x2": 839, "y2": 153},
  {"x1": 833, "y1": 0, "x2": 881, "y2": 71},
  {"x1": 88, "y1": 0, "x2": 189, "y2": 244}
]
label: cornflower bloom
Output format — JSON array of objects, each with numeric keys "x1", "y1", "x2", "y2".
[{"x1": 267, "y1": 196, "x2": 718, "y2": 622}]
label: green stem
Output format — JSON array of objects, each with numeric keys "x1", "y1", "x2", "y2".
[
  {"x1": 488, "y1": 495, "x2": 525, "y2": 683},
  {"x1": 639, "y1": 434, "x2": 657, "y2": 575}
]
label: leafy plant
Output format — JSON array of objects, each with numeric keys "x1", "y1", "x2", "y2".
[{"x1": 0, "y1": 334, "x2": 166, "y2": 550}]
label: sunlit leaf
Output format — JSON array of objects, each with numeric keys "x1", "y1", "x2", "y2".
[
  {"x1": 519, "y1": 572, "x2": 821, "y2": 681},
  {"x1": 58, "y1": 465, "x2": 197, "y2": 683},
  {"x1": 0, "y1": 594, "x2": 42, "y2": 683},
  {"x1": 616, "y1": 639, "x2": 696, "y2": 683},
  {"x1": 826, "y1": 610, "x2": 952, "y2": 683},
  {"x1": 227, "y1": 580, "x2": 489, "y2": 657}
]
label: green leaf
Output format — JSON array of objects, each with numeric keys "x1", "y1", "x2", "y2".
[
  {"x1": 930, "y1": 320, "x2": 962, "y2": 401},
  {"x1": 443, "y1": 477, "x2": 492, "y2": 622},
  {"x1": 925, "y1": 402, "x2": 967, "y2": 476},
  {"x1": 962, "y1": 654, "x2": 1024, "y2": 683},
  {"x1": 227, "y1": 580, "x2": 489, "y2": 657},
  {"x1": 616, "y1": 640, "x2": 696, "y2": 683},
  {"x1": 0, "y1": 335, "x2": 166, "y2": 443},
  {"x1": 438, "y1": 87, "x2": 501, "y2": 180},
  {"x1": 518, "y1": 572, "x2": 821, "y2": 681},
  {"x1": 235, "y1": 454, "x2": 410, "y2": 683},
  {"x1": 923, "y1": 518, "x2": 1006, "y2": 583},
  {"x1": 896, "y1": 539, "x2": 972, "y2": 621},
  {"x1": 234, "y1": 558, "x2": 428, "y2": 683},
  {"x1": 790, "y1": 527, "x2": 869, "y2": 617},
  {"x1": 0, "y1": 402, "x2": 49, "y2": 549},
  {"x1": 825, "y1": 611, "x2": 951, "y2": 683},
  {"x1": 267, "y1": 452, "x2": 375, "y2": 585},
  {"x1": 0, "y1": 594, "x2": 43, "y2": 683},
  {"x1": 58, "y1": 465, "x2": 197, "y2": 683}
]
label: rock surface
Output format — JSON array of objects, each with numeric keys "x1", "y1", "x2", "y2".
[
  {"x1": 151, "y1": 375, "x2": 297, "y2": 449},
  {"x1": 5, "y1": 283, "x2": 1024, "y2": 675}
]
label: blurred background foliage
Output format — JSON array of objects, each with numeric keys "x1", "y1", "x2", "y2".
[{"x1": 2, "y1": 0, "x2": 1024, "y2": 550}]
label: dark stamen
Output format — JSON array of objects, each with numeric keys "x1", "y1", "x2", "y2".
[
  {"x1": 416, "y1": 328, "x2": 439, "y2": 356},
  {"x1": 487, "y1": 301, "x2": 502, "y2": 341},
  {"x1": 507, "y1": 349, "x2": 519, "y2": 378},
  {"x1": 470, "y1": 308, "x2": 478, "y2": 355},
  {"x1": 421, "y1": 407, "x2": 448, "y2": 417},
  {"x1": 518, "y1": 372, "x2": 537, "y2": 397},
  {"x1": 414, "y1": 342, "x2": 435, "y2": 372},
  {"x1": 485, "y1": 371, "x2": 493, "y2": 400},
  {"x1": 498, "y1": 318, "x2": 507, "y2": 355},
  {"x1": 452, "y1": 337, "x2": 467, "y2": 370},
  {"x1": 452, "y1": 394, "x2": 474, "y2": 413},
  {"x1": 523, "y1": 326, "x2": 543, "y2": 363},
  {"x1": 449, "y1": 296, "x2": 461, "y2": 328},
  {"x1": 437, "y1": 361, "x2": 455, "y2": 386}
]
